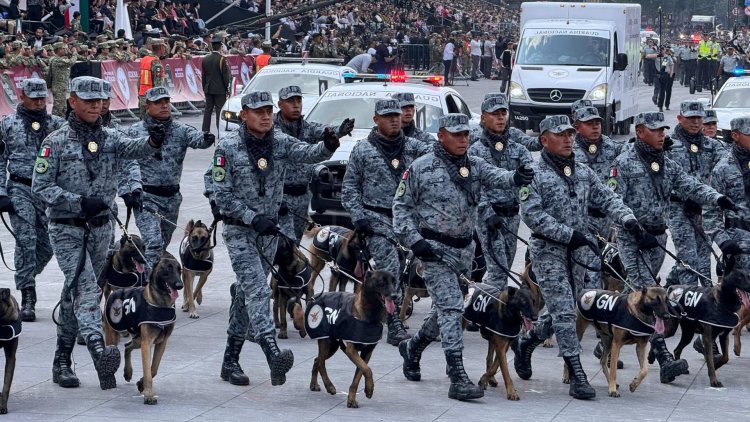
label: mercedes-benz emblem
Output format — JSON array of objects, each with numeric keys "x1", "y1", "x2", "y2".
[{"x1": 549, "y1": 89, "x2": 563, "y2": 102}]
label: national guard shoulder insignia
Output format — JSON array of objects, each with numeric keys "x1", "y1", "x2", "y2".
[
  {"x1": 34, "y1": 158, "x2": 49, "y2": 174},
  {"x1": 606, "y1": 177, "x2": 618, "y2": 191},
  {"x1": 402, "y1": 169, "x2": 409, "y2": 180},
  {"x1": 214, "y1": 155, "x2": 226, "y2": 167},
  {"x1": 518, "y1": 186, "x2": 530, "y2": 202},
  {"x1": 212, "y1": 167, "x2": 225, "y2": 182},
  {"x1": 396, "y1": 180, "x2": 406, "y2": 197},
  {"x1": 38, "y1": 146, "x2": 51, "y2": 157},
  {"x1": 609, "y1": 167, "x2": 617, "y2": 178}
]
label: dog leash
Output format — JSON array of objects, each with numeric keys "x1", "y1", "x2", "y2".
[
  {"x1": 0, "y1": 212, "x2": 16, "y2": 271},
  {"x1": 111, "y1": 209, "x2": 151, "y2": 270},
  {"x1": 141, "y1": 207, "x2": 190, "y2": 235},
  {"x1": 275, "y1": 231, "x2": 364, "y2": 286}
]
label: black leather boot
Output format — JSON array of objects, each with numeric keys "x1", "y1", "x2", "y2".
[
  {"x1": 20, "y1": 287, "x2": 36, "y2": 322},
  {"x1": 512, "y1": 330, "x2": 543, "y2": 380},
  {"x1": 593, "y1": 341, "x2": 624, "y2": 369},
  {"x1": 86, "y1": 334, "x2": 120, "y2": 390},
  {"x1": 650, "y1": 335, "x2": 689, "y2": 383},
  {"x1": 52, "y1": 337, "x2": 80, "y2": 388},
  {"x1": 563, "y1": 355, "x2": 596, "y2": 399},
  {"x1": 445, "y1": 350, "x2": 483, "y2": 401},
  {"x1": 399, "y1": 332, "x2": 431, "y2": 381},
  {"x1": 220, "y1": 336, "x2": 250, "y2": 385},
  {"x1": 386, "y1": 308, "x2": 411, "y2": 346},
  {"x1": 257, "y1": 336, "x2": 294, "y2": 386}
]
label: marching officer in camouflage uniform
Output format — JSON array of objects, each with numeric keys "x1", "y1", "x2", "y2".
[
  {"x1": 396, "y1": 113, "x2": 534, "y2": 401},
  {"x1": 702, "y1": 109, "x2": 720, "y2": 140},
  {"x1": 471, "y1": 93, "x2": 541, "y2": 149},
  {"x1": 393, "y1": 93, "x2": 435, "y2": 144},
  {"x1": 342, "y1": 98, "x2": 430, "y2": 346},
  {"x1": 665, "y1": 101, "x2": 726, "y2": 287},
  {"x1": 0, "y1": 79, "x2": 66, "y2": 322},
  {"x1": 32, "y1": 76, "x2": 165, "y2": 390},
  {"x1": 49, "y1": 42, "x2": 77, "y2": 117},
  {"x1": 468, "y1": 94, "x2": 533, "y2": 289},
  {"x1": 609, "y1": 111, "x2": 735, "y2": 384},
  {"x1": 512, "y1": 115, "x2": 638, "y2": 400},
  {"x1": 274, "y1": 85, "x2": 354, "y2": 242},
  {"x1": 207, "y1": 91, "x2": 339, "y2": 386},
  {"x1": 127, "y1": 87, "x2": 214, "y2": 268}
]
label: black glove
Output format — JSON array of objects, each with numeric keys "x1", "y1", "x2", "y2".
[
  {"x1": 278, "y1": 202, "x2": 289, "y2": 216},
  {"x1": 121, "y1": 189, "x2": 143, "y2": 211},
  {"x1": 251, "y1": 214, "x2": 279, "y2": 236},
  {"x1": 336, "y1": 118, "x2": 355, "y2": 138},
  {"x1": 683, "y1": 198, "x2": 702, "y2": 216},
  {"x1": 204, "y1": 131, "x2": 216, "y2": 145},
  {"x1": 147, "y1": 124, "x2": 166, "y2": 147},
  {"x1": 512, "y1": 164, "x2": 534, "y2": 187},
  {"x1": 209, "y1": 200, "x2": 222, "y2": 221},
  {"x1": 486, "y1": 215, "x2": 503, "y2": 230},
  {"x1": 636, "y1": 230, "x2": 660, "y2": 249},
  {"x1": 323, "y1": 127, "x2": 340, "y2": 151},
  {"x1": 568, "y1": 230, "x2": 589, "y2": 249},
  {"x1": 663, "y1": 135, "x2": 674, "y2": 151},
  {"x1": 0, "y1": 195, "x2": 13, "y2": 213},
  {"x1": 720, "y1": 240, "x2": 741, "y2": 256},
  {"x1": 353, "y1": 218, "x2": 374, "y2": 237},
  {"x1": 717, "y1": 195, "x2": 738, "y2": 212},
  {"x1": 622, "y1": 218, "x2": 639, "y2": 233},
  {"x1": 411, "y1": 239, "x2": 437, "y2": 261},
  {"x1": 80, "y1": 196, "x2": 109, "y2": 217}
]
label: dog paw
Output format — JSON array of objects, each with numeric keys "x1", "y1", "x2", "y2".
[
  {"x1": 298, "y1": 329, "x2": 307, "y2": 339},
  {"x1": 124, "y1": 368, "x2": 132, "y2": 382},
  {"x1": 734, "y1": 345, "x2": 741, "y2": 357},
  {"x1": 181, "y1": 303, "x2": 188, "y2": 312},
  {"x1": 507, "y1": 389, "x2": 520, "y2": 401},
  {"x1": 609, "y1": 390, "x2": 620, "y2": 398},
  {"x1": 310, "y1": 383, "x2": 320, "y2": 392},
  {"x1": 710, "y1": 380, "x2": 723, "y2": 388},
  {"x1": 188, "y1": 311, "x2": 199, "y2": 319},
  {"x1": 365, "y1": 385, "x2": 374, "y2": 398},
  {"x1": 543, "y1": 339, "x2": 554, "y2": 348},
  {"x1": 325, "y1": 384, "x2": 337, "y2": 395},
  {"x1": 347, "y1": 399, "x2": 359, "y2": 408},
  {"x1": 196, "y1": 292, "x2": 203, "y2": 305},
  {"x1": 488, "y1": 376, "x2": 498, "y2": 388},
  {"x1": 137, "y1": 378, "x2": 144, "y2": 393},
  {"x1": 0, "y1": 406, "x2": 6, "y2": 414},
  {"x1": 561, "y1": 376, "x2": 570, "y2": 385},
  {"x1": 277, "y1": 331, "x2": 288, "y2": 339},
  {"x1": 144, "y1": 396, "x2": 157, "y2": 405}
]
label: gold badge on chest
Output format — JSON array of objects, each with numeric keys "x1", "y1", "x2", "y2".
[
  {"x1": 563, "y1": 166, "x2": 572, "y2": 177},
  {"x1": 495, "y1": 142, "x2": 504, "y2": 152},
  {"x1": 690, "y1": 144, "x2": 699, "y2": 153},
  {"x1": 87, "y1": 141, "x2": 98, "y2": 153},
  {"x1": 459, "y1": 167, "x2": 470, "y2": 177},
  {"x1": 651, "y1": 162, "x2": 660, "y2": 172},
  {"x1": 257, "y1": 157, "x2": 268, "y2": 170},
  {"x1": 391, "y1": 158, "x2": 400, "y2": 169},
  {"x1": 31, "y1": 121, "x2": 41, "y2": 131},
  {"x1": 588, "y1": 144, "x2": 597, "y2": 154}
]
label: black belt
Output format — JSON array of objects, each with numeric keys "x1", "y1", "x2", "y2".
[
  {"x1": 670, "y1": 194, "x2": 683, "y2": 203},
  {"x1": 587, "y1": 207, "x2": 606, "y2": 218},
  {"x1": 363, "y1": 203, "x2": 393, "y2": 218},
  {"x1": 223, "y1": 217, "x2": 250, "y2": 228},
  {"x1": 143, "y1": 184, "x2": 180, "y2": 197},
  {"x1": 51, "y1": 215, "x2": 110, "y2": 228},
  {"x1": 726, "y1": 218, "x2": 750, "y2": 231},
  {"x1": 283, "y1": 184, "x2": 308, "y2": 196},
  {"x1": 420, "y1": 227, "x2": 472, "y2": 249},
  {"x1": 491, "y1": 204, "x2": 519, "y2": 217},
  {"x1": 9, "y1": 174, "x2": 31, "y2": 186}
]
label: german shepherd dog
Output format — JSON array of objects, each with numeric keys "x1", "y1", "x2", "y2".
[
  {"x1": 668, "y1": 267, "x2": 750, "y2": 387},
  {"x1": 0, "y1": 289, "x2": 20, "y2": 414},
  {"x1": 271, "y1": 235, "x2": 314, "y2": 339},
  {"x1": 306, "y1": 270, "x2": 399, "y2": 408},
  {"x1": 104, "y1": 253, "x2": 183, "y2": 404},
  {"x1": 308, "y1": 225, "x2": 369, "y2": 293},
  {"x1": 572, "y1": 286, "x2": 670, "y2": 397},
  {"x1": 179, "y1": 220, "x2": 214, "y2": 319}
]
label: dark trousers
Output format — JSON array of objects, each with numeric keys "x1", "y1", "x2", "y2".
[
  {"x1": 643, "y1": 58, "x2": 655, "y2": 84},
  {"x1": 481, "y1": 56, "x2": 492, "y2": 78},
  {"x1": 697, "y1": 58, "x2": 711, "y2": 88},
  {"x1": 202, "y1": 94, "x2": 227, "y2": 132},
  {"x1": 681, "y1": 59, "x2": 696, "y2": 85},
  {"x1": 443, "y1": 59, "x2": 452, "y2": 82},
  {"x1": 27, "y1": 5, "x2": 43, "y2": 29},
  {"x1": 655, "y1": 73, "x2": 673, "y2": 109}
]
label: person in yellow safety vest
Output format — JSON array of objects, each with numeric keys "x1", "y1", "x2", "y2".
[
  {"x1": 138, "y1": 38, "x2": 168, "y2": 117},
  {"x1": 255, "y1": 41, "x2": 272, "y2": 72},
  {"x1": 696, "y1": 33, "x2": 712, "y2": 91},
  {"x1": 709, "y1": 34, "x2": 721, "y2": 80}
]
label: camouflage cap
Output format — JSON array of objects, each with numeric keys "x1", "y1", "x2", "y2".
[
  {"x1": 374, "y1": 99, "x2": 401, "y2": 116},
  {"x1": 97, "y1": 42, "x2": 109, "y2": 49},
  {"x1": 731, "y1": 117, "x2": 750, "y2": 135},
  {"x1": 439, "y1": 113, "x2": 470, "y2": 133},
  {"x1": 10, "y1": 40, "x2": 21, "y2": 49},
  {"x1": 570, "y1": 99, "x2": 593, "y2": 114},
  {"x1": 703, "y1": 109, "x2": 718, "y2": 124},
  {"x1": 70, "y1": 76, "x2": 108, "y2": 100},
  {"x1": 96, "y1": 35, "x2": 108, "y2": 43},
  {"x1": 79, "y1": 45, "x2": 90, "y2": 52},
  {"x1": 144, "y1": 86, "x2": 170, "y2": 102},
  {"x1": 680, "y1": 101, "x2": 704, "y2": 118},
  {"x1": 393, "y1": 92, "x2": 416, "y2": 108},
  {"x1": 102, "y1": 80, "x2": 113, "y2": 99},
  {"x1": 572, "y1": 106, "x2": 603, "y2": 122},
  {"x1": 241, "y1": 91, "x2": 274, "y2": 109},
  {"x1": 52, "y1": 41, "x2": 66, "y2": 50},
  {"x1": 634, "y1": 112, "x2": 670, "y2": 130},
  {"x1": 481, "y1": 94, "x2": 509, "y2": 113},
  {"x1": 151, "y1": 38, "x2": 167, "y2": 46},
  {"x1": 278, "y1": 85, "x2": 302, "y2": 100},
  {"x1": 540, "y1": 115, "x2": 575, "y2": 134},
  {"x1": 21, "y1": 78, "x2": 48, "y2": 99}
]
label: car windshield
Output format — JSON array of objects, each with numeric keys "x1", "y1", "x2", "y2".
[
  {"x1": 714, "y1": 89, "x2": 750, "y2": 108},
  {"x1": 306, "y1": 97, "x2": 444, "y2": 133},
  {"x1": 243, "y1": 73, "x2": 342, "y2": 96},
  {"x1": 516, "y1": 30, "x2": 610, "y2": 66}
]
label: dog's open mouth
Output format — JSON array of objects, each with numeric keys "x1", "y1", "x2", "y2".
[
  {"x1": 354, "y1": 260, "x2": 364, "y2": 279},
  {"x1": 522, "y1": 316, "x2": 534, "y2": 332},
  {"x1": 168, "y1": 286, "x2": 179, "y2": 301},
  {"x1": 132, "y1": 258, "x2": 145, "y2": 274},
  {"x1": 382, "y1": 294, "x2": 396, "y2": 315},
  {"x1": 739, "y1": 290, "x2": 750, "y2": 308},
  {"x1": 654, "y1": 316, "x2": 665, "y2": 335}
]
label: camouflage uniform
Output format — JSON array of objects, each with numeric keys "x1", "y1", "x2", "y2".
[
  {"x1": 394, "y1": 93, "x2": 435, "y2": 144},
  {"x1": 665, "y1": 102, "x2": 727, "y2": 286},
  {"x1": 127, "y1": 87, "x2": 213, "y2": 267},
  {"x1": 48, "y1": 42, "x2": 77, "y2": 117},
  {"x1": 308, "y1": 38, "x2": 328, "y2": 58},
  {"x1": 468, "y1": 95, "x2": 533, "y2": 289}
]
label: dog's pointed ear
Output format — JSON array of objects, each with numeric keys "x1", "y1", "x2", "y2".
[
  {"x1": 641, "y1": 286, "x2": 648, "y2": 296},
  {"x1": 186, "y1": 219, "x2": 195, "y2": 232}
]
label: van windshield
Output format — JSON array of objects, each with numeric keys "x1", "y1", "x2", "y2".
[{"x1": 516, "y1": 29, "x2": 610, "y2": 66}]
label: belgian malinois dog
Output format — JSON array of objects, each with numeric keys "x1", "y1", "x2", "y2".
[
  {"x1": 0, "y1": 289, "x2": 20, "y2": 414},
  {"x1": 179, "y1": 220, "x2": 214, "y2": 319},
  {"x1": 272, "y1": 235, "x2": 314, "y2": 339}
]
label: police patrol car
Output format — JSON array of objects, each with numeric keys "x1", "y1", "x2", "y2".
[
  {"x1": 305, "y1": 77, "x2": 480, "y2": 227},
  {"x1": 708, "y1": 75, "x2": 750, "y2": 140},
  {"x1": 220, "y1": 59, "x2": 356, "y2": 130}
]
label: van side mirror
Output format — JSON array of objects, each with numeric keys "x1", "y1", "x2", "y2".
[{"x1": 614, "y1": 53, "x2": 628, "y2": 71}]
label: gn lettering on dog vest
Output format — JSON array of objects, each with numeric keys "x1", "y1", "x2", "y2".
[
  {"x1": 105, "y1": 287, "x2": 176, "y2": 335},
  {"x1": 304, "y1": 292, "x2": 383, "y2": 345},
  {"x1": 577, "y1": 290, "x2": 656, "y2": 337},
  {"x1": 0, "y1": 318, "x2": 21, "y2": 341},
  {"x1": 179, "y1": 237, "x2": 214, "y2": 273},
  {"x1": 463, "y1": 283, "x2": 522, "y2": 338},
  {"x1": 668, "y1": 286, "x2": 739, "y2": 329}
]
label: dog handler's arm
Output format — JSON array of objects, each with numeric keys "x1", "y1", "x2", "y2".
[
  {"x1": 392, "y1": 164, "x2": 423, "y2": 249},
  {"x1": 671, "y1": 159, "x2": 722, "y2": 207},
  {"x1": 703, "y1": 165, "x2": 733, "y2": 249},
  {"x1": 117, "y1": 159, "x2": 142, "y2": 198},
  {"x1": 209, "y1": 145, "x2": 256, "y2": 225},
  {"x1": 276, "y1": 131, "x2": 335, "y2": 164},
  {"x1": 519, "y1": 163, "x2": 573, "y2": 245}
]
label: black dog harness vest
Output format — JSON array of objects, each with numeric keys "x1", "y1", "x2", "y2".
[
  {"x1": 105, "y1": 263, "x2": 147, "y2": 289},
  {"x1": 463, "y1": 283, "x2": 521, "y2": 338},
  {"x1": 304, "y1": 292, "x2": 383, "y2": 345},
  {"x1": 0, "y1": 318, "x2": 21, "y2": 341},
  {"x1": 277, "y1": 264, "x2": 313, "y2": 290},
  {"x1": 105, "y1": 287, "x2": 176, "y2": 335},
  {"x1": 667, "y1": 285, "x2": 739, "y2": 329},
  {"x1": 577, "y1": 290, "x2": 656, "y2": 337},
  {"x1": 179, "y1": 237, "x2": 214, "y2": 273},
  {"x1": 312, "y1": 226, "x2": 350, "y2": 259}
]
